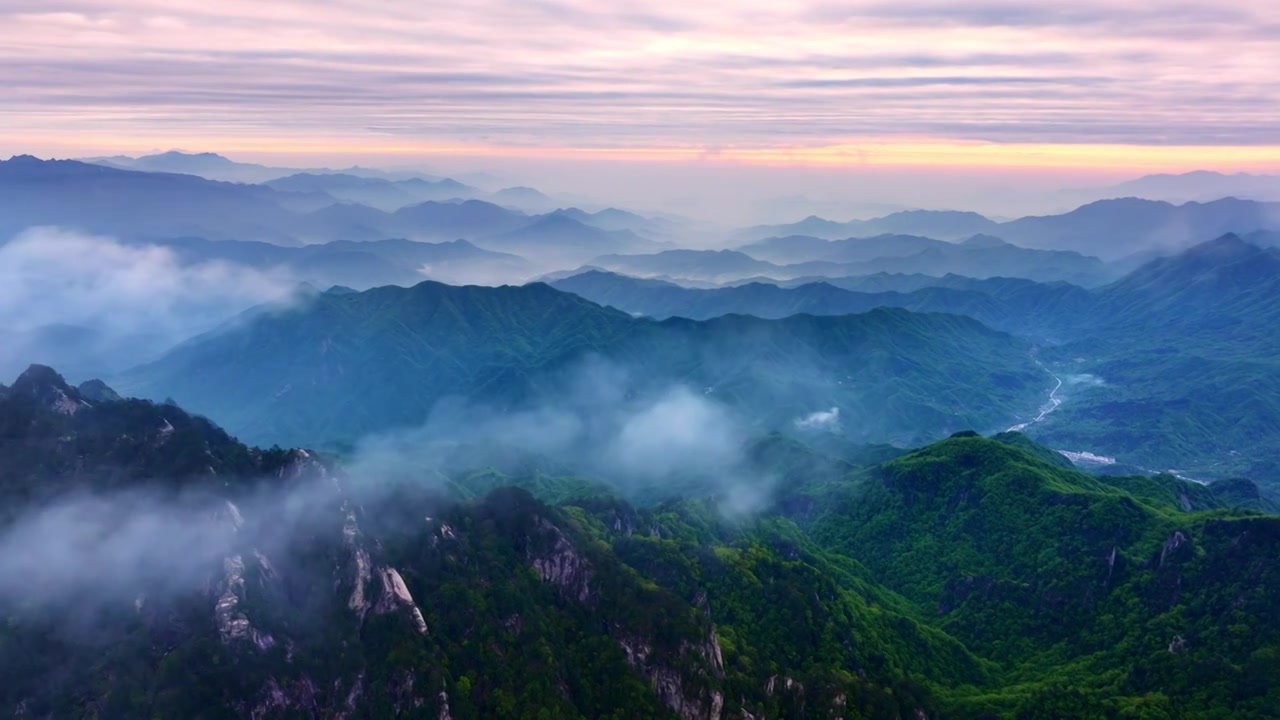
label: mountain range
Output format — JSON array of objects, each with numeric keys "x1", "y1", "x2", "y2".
[
  {"x1": 115, "y1": 282, "x2": 1047, "y2": 449},
  {"x1": 594, "y1": 237, "x2": 1112, "y2": 286},
  {"x1": 138, "y1": 236, "x2": 533, "y2": 288},
  {"x1": 549, "y1": 270, "x2": 1090, "y2": 339},
  {"x1": 551, "y1": 235, "x2": 1280, "y2": 492},
  {"x1": 5, "y1": 149, "x2": 1280, "y2": 719},
  {"x1": 1071, "y1": 170, "x2": 1280, "y2": 204},
  {"x1": 0, "y1": 155, "x2": 324, "y2": 244},
  {"x1": 2, "y1": 365, "x2": 1276, "y2": 718},
  {"x1": 0, "y1": 156, "x2": 668, "y2": 267},
  {"x1": 740, "y1": 198, "x2": 1280, "y2": 261},
  {"x1": 737, "y1": 210, "x2": 999, "y2": 243},
  {"x1": 83, "y1": 150, "x2": 454, "y2": 185},
  {"x1": 264, "y1": 173, "x2": 478, "y2": 211}
]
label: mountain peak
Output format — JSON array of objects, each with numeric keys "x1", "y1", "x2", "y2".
[
  {"x1": 5, "y1": 154, "x2": 46, "y2": 165},
  {"x1": 1172, "y1": 234, "x2": 1280, "y2": 267},
  {"x1": 77, "y1": 379, "x2": 122, "y2": 403},
  {"x1": 11, "y1": 365, "x2": 89, "y2": 415},
  {"x1": 495, "y1": 186, "x2": 551, "y2": 200},
  {"x1": 146, "y1": 150, "x2": 232, "y2": 162},
  {"x1": 13, "y1": 364, "x2": 71, "y2": 391},
  {"x1": 1178, "y1": 233, "x2": 1269, "y2": 263},
  {"x1": 1109, "y1": 232, "x2": 1279, "y2": 299},
  {"x1": 961, "y1": 233, "x2": 1009, "y2": 248}
]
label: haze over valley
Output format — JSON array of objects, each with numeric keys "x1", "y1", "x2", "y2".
[{"x1": 4, "y1": 2, "x2": 1280, "y2": 718}]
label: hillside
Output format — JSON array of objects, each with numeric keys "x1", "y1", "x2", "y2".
[
  {"x1": 117, "y1": 282, "x2": 1047, "y2": 449},
  {"x1": 789, "y1": 433, "x2": 1280, "y2": 716},
  {"x1": 555, "y1": 236, "x2": 1280, "y2": 492},
  {"x1": 2, "y1": 372, "x2": 1276, "y2": 718},
  {"x1": 0, "y1": 156, "x2": 317, "y2": 244}
]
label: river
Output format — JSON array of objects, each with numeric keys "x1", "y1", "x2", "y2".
[{"x1": 1007, "y1": 362, "x2": 1064, "y2": 433}]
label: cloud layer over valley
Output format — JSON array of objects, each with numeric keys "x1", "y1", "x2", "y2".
[{"x1": 0, "y1": 228, "x2": 299, "y2": 380}]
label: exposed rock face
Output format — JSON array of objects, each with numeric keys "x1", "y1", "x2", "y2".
[
  {"x1": 1178, "y1": 490, "x2": 1193, "y2": 512},
  {"x1": 618, "y1": 627, "x2": 726, "y2": 720},
  {"x1": 701, "y1": 629, "x2": 726, "y2": 676},
  {"x1": 340, "y1": 506, "x2": 427, "y2": 635},
  {"x1": 11, "y1": 365, "x2": 90, "y2": 415},
  {"x1": 343, "y1": 507, "x2": 373, "y2": 618},
  {"x1": 341, "y1": 672, "x2": 365, "y2": 715},
  {"x1": 214, "y1": 554, "x2": 274, "y2": 650},
  {"x1": 222, "y1": 500, "x2": 246, "y2": 532},
  {"x1": 1160, "y1": 530, "x2": 1190, "y2": 566},
  {"x1": 651, "y1": 667, "x2": 717, "y2": 720},
  {"x1": 529, "y1": 517, "x2": 593, "y2": 602},
  {"x1": 374, "y1": 567, "x2": 428, "y2": 635},
  {"x1": 619, "y1": 637, "x2": 652, "y2": 667},
  {"x1": 388, "y1": 670, "x2": 426, "y2": 715},
  {"x1": 765, "y1": 674, "x2": 803, "y2": 697},
  {"x1": 438, "y1": 688, "x2": 453, "y2": 720},
  {"x1": 279, "y1": 448, "x2": 330, "y2": 481},
  {"x1": 246, "y1": 676, "x2": 319, "y2": 720},
  {"x1": 214, "y1": 555, "x2": 251, "y2": 642},
  {"x1": 534, "y1": 512, "x2": 726, "y2": 720}
]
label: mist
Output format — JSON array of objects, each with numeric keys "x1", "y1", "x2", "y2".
[
  {"x1": 0, "y1": 354, "x2": 782, "y2": 623},
  {"x1": 345, "y1": 356, "x2": 778, "y2": 514},
  {"x1": 0, "y1": 228, "x2": 300, "y2": 381}
]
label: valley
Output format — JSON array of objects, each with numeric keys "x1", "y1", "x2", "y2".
[{"x1": 1005, "y1": 361, "x2": 1064, "y2": 433}]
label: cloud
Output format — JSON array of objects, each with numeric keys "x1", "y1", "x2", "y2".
[
  {"x1": 343, "y1": 357, "x2": 777, "y2": 514},
  {"x1": 0, "y1": 228, "x2": 299, "y2": 379},
  {"x1": 0, "y1": 362, "x2": 771, "y2": 623},
  {"x1": 1, "y1": 1, "x2": 1278, "y2": 151},
  {"x1": 794, "y1": 407, "x2": 840, "y2": 431}
]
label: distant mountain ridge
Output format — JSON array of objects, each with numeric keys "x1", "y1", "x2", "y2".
[
  {"x1": 549, "y1": 270, "x2": 1090, "y2": 339},
  {"x1": 82, "y1": 150, "x2": 450, "y2": 184},
  {"x1": 265, "y1": 172, "x2": 477, "y2": 210},
  {"x1": 740, "y1": 197, "x2": 1280, "y2": 260},
  {"x1": 738, "y1": 209, "x2": 999, "y2": 243},
  {"x1": 602, "y1": 239, "x2": 1111, "y2": 286},
  {"x1": 551, "y1": 236, "x2": 1280, "y2": 489},
  {"x1": 0, "y1": 156, "x2": 668, "y2": 267},
  {"x1": 1072, "y1": 170, "x2": 1280, "y2": 204}
]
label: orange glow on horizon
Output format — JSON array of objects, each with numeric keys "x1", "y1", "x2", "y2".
[{"x1": 7, "y1": 133, "x2": 1280, "y2": 173}]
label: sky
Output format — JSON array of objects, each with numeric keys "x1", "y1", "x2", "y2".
[{"x1": 3, "y1": 1, "x2": 1279, "y2": 217}]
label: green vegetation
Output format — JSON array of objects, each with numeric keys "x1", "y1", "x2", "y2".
[
  {"x1": 1033, "y1": 236, "x2": 1280, "y2": 492},
  {"x1": 2, "y1": 372, "x2": 1277, "y2": 718},
  {"x1": 117, "y1": 281, "x2": 1046, "y2": 449},
  {"x1": 557, "y1": 236, "x2": 1280, "y2": 497}
]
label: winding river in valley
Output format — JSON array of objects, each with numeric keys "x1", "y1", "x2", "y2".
[{"x1": 1007, "y1": 362, "x2": 1064, "y2": 433}]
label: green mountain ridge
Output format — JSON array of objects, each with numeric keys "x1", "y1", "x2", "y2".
[
  {"x1": 117, "y1": 281, "x2": 1047, "y2": 450},
  {"x1": 550, "y1": 236, "x2": 1280, "y2": 493},
  {"x1": 2, "y1": 367, "x2": 1277, "y2": 718}
]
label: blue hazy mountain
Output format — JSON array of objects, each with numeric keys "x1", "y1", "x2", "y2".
[
  {"x1": 117, "y1": 281, "x2": 1045, "y2": 449},
  {"x1": 601, "y1": 238, "x2": 1111, "y2": 285},
  {"x1": 741, "y1": 198, "x2": 1280, "y2": 261}
]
